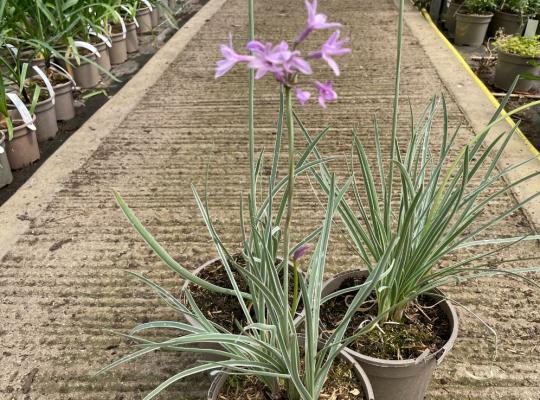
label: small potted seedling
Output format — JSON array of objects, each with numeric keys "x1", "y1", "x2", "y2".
[
  {"x1": 494, "y1": 34, "x2": 540, "y2": 91},
  {"x1": 455, "y1": 0, "x2": 496, "y2": 46}
]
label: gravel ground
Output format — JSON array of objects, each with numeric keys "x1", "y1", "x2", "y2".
[{"x1": 0, "y1": 0, "x2": 538, "y2": 399}]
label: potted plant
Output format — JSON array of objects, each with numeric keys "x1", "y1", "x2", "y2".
[
  {"x1": 445, "y1": 0, "x2": 465, "y2": 33},
  {"x1": 455, "y1": 0, "x2": 496, "y2": 46},
  {"x1": 494, "y1": 34, "x2": 540, "y2": 91},
  {"x1": 304, "y1": 3, "x2": 540, "y2": 400},
  {"x1": 121, "y1": 1, "x2": 141, "y2": 54},
  {"x1": 490, "y1": 0, "x2": 529, "y2": 36},
  {"x1": 49, "y1": 67, "x2": 76, "y2": 121},
  {"x1": 97, "y1": 2, "x2": 390, "y2": 399},
  {"x1": 136, "y1": 0, "x2": 153, "y2": 34}
]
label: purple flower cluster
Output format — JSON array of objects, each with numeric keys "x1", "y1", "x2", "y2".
[{"x1": 215, "y1": 0, "x2": 350, "y2": 108}]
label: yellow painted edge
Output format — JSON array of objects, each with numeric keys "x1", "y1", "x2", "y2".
[{"x1": 421, "y1": 9, "x2": 540, "y2": 159}]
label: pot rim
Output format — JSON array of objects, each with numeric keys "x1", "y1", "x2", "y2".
[
  {"x1": 322, "y1": 269, "x2": 459, "y2": 368},
  {"x1": 497, "y1": 49, "x2": 540, "y2": 60},
  {"x1": 456, "y1": 11, "x2": 493, "y2": 18},
  {"x1": 207, "y1": 344, "x2": 375, "y2": 400},
  {"x1": 137, "y1": 6, "x2": 151, "y2": 14},
  {"x1": 1, "y1": 116, "x2": 37, "y2": 139}
]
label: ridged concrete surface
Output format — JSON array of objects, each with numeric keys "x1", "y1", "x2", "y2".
[{"x1": 1, "y1": 0, "x2": 538, "y2": 399}]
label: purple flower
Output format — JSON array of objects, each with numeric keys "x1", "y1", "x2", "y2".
[
  {"x1": 309, "y1": 31, "x2": 351, "y2": 76},
  {"x1": 295, "y1": 87, "x2": 311, "y2": 105},
  {"x1": 314, "y1": 80, "x2": 337, "y2": 108},
  {"x1": 215, "y1": 35, "x2": 253, "y2": 78},
  {"x1": 292, "y1": 244, "x2": 311, "y2": 261},
  {"x1": 247, "y1": 41, "x2": 312, "y2": 81},
  {"x1": 296, "y1": 0, "x2": 341, "y2": 44}
]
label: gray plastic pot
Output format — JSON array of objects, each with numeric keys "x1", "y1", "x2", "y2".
[
  {"x1": 3, "y1": 117, "x2": 40, "y2": 170},
  {"x1": 455, "y1": 12, "x2": 493, "y2": 46},
  {"x1": 182, "y1": 255, "x2": 301, "y2": 361},
  {"x1": 71, "y1": 54, "x2": 100, "y2": 88},
  {"x1": 168, "y1": 0, "x2": 176, "y2": 9},
  {"x1": 137, "y1": 7, "x2": 153, "y2": 34},
  {"x1": 110, "y1": 30, "x2": 128, "y2": 65},
  {"x1": 95, "y1": 41, "x2": 111, "y2": 72},
  {"x1": 208, "y1": 345, "x2": 375, "y2": 400},
  {"x1": 151, "y1": 7, "x2": 160, "y2": 27},
  {"x1": 489, "y1": 10, "x2": 526, "y2": 36},
  {"x1": 0, "y1": 132, "x2": 13, "y2": 188},
  {"x1": 445, "y1": 1, "x2": 463, "y2": 33},
  {"x1": 495, "y1": 50, "x2": 540, "y2": 92},
  {"x1": 53, "y1": 80, "x2": 75, "y2": 121},
  {"x1": 126, "y1": 21, "x2": 139, "y2": 53},
  {"x1": 321, "y1": 269, "x2": 459, "y2": 400},
  {"x1": 33, "y1": 93, "x2": 58, "y2": 142}
]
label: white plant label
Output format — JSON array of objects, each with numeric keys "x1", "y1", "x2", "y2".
[
  {"x1": 50, "y1": 62, "x2": 77, "y2": 88},
  {"x1": 114, "y1": 11, "x2": 127, "y2": 39},
  {"x1": 120, "y1": 5, "x2": 139, "y2": 27},
  {"x1": 88, "y1": 27, "x2": 112, "y2": 48},
  {"x1": 524, "y1": 19, "x2": 539, "y2": 37},
  {"x1": 74, "y1": 40, "x2": 101, "y2": 58},
  {"x1": 6, "y1": 93, "x2": 36, "y2": 131},
  {"x1": 0, "y1": 146, "x2": 4, "y2": 154},
  {"x1": 5, "y1": 44, "x2": 18, "y2": 56},
  {"x1": 32, "y1": 66, "x2": 55, "y2": 105},
  {"x1": 141, "y1": 0, "x2": 153, "y2": 11}
]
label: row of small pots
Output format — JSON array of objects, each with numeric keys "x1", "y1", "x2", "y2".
[
  {"x1": 72, "y1": 4, "x2": 170, "y2": 89},
  {"x1": 183, "y1": 259, "x2": 459, "y2": 400},
  {"x1": 0, "y1": 75, "x2": 77, "y2": 188}
]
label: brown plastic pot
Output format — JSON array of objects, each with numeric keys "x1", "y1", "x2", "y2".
[
  {"x1": 71, "y1": 53, "x2": 100, "y2": 88},
  {"x1": 3, "y1": 117, "x2": 40, "y2": 170},
  {"x1": 126, "y1": 21, "x2": 139, "y2": 53},
  {"x1": 53, "y1": 80, "x2": 75, "y2": 121},
  {"x1": 33, "y1": 93, "x2": 58, "y2": 142},
  {"x1": 137, "y1": 7, "x2": 153, "y2": 34},
  {"x1": 495, "y1": 50, "x2": 540, "y2": 92},
  {"x1": 444, "y1": 1, "x2": 463, "y2": 33},
  {"x1": 455, "y1": 12, "x2": 493, "y2": 46},
  {"x1": 489, "y1": 10, "x2": 526, "y2": 36},
  {"x1": 151, "y1": 7, "x2": 160, "y2": 27},
  {"x1": 321, "y1": 269, "x2": 459, "y2": 400},
  {"x1": 94, "y1": 41, "x2": 111, "y2": 72},
  {"x1": 0, "y1": 132, "x2": 13, "y2": 188},
  {"x1": 208, "y1": 347, "x2": 374, "y2": 400},
  {"x1": 110, "y1": 29, "x2": 128, "y2": 65}
]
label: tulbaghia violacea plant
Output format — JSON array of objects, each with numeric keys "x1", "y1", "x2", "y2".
[
  {"x1": 98, "y1": 1, "x2": 388, "y2": 399},
  {"x1": 306, "y1": 0, "x2": 540, "y2": 325}
]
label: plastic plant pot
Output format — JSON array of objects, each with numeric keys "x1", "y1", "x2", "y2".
[
  {"x1": 33, "y1": 93, "x2": 58, "y2": 142},
  {"x1": 3, "y1": 117, "x2": 40, "y2": 170},
  {"x1": 126, "y1": 21, "x2": 139, "y2": 53},
  {"x1": 0, "y1": 132, "x2": 13, "y2": 188},
  {"x1": 109, "y1": 30, "x2": 128, "y2": 65},
  {"x1": 455, "y1": 12, "x2": 493, "y2": 46},
  {"x1": 495, "y1": 50, "x2": 540, "y2": 92},
  {"x1": 137, "y1": 7, "x2": 153, "y2": 34},
  {"x1": 489, "y1": 10, "x2": 526, "y2": 36},
  {"x1": 70, "y1": 53, "x2": 100, "y2": 89},
  {"x1": 53, "y1": 80, "x2": 75, "y2": 121},
  {"x1": 94, "y1": 41, "x2": 111, "y2": 72}
]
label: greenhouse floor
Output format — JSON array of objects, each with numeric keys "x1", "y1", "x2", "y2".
[{"x1": 1, "y1": 0, "x2": 539, "y2": 399}]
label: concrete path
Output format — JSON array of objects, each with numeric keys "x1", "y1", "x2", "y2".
[{"x1": 1, "y1": 0, "x2": 538, "y2": 399}]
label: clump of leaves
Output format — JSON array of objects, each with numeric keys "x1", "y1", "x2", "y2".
[
  {"x1": 495, "y1": 35, "x2": 540, "y2": 57},
  {"x1": 498, "y1": 0, "x2": 529, "y2": 14},
  {"x1": 463, "y1": 0, "x2": 497, "y2": 13}
]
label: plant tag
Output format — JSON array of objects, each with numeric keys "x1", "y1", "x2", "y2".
[
  {"x1": 74, "y1": 41, "x2": 101, "y2": 58},
  {"x1": 5, "y1": 44, "x2": 18, "y2": 55},
  {"x1": 0, "y1": 146, "x2": 4, "y2": 154},
  {"x1": 524, "y1": 19, "x2": 539, "y2": 37},
  {"x1": 6, "y1": 93, "x2": 36, "y2": 130},
  {"x1": 114, "y1": 12, "x2": 127, "y2": 39},
  {"x1": 88, "y1": 27, "x2": 112, "y2": 48},
  {"x1": 50, "y1": 62, "x2": 77, "y2": 88},
  {"x1": 121, "y1": 5, "x2": 140, "y2": 27},
  {"x1": 32, "y1": 66, "x2": 55, "y2": 104},
  {"x1": 141, "y1": 0, "x2": 153, "y2": 11}
]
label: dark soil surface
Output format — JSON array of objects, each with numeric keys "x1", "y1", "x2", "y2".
[
  {"x1": 0, "y1": 0, "x2": 208, "y2": 206},
  {"x1": 220, "y1": 358, "x2": 366, "y2": 400},
  {"x1": 320, "y1": 275, "x2": 451, "y2": 361},
  {"x1": 186, "y1": 255, "x2": 303, "y2": 333}
]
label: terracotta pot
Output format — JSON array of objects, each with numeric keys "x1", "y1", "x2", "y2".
[
  {"x1": 3, "y1": 117, "x2": 40, "y2": 170},
  {"x1": 94, "y1": 41, "x2": 111, "y2": 72},
  {"x1": 208, "y1": 347, "x2": 374, "y2": 400},
  {"x1": 489, "y1": 10, "x2": 526, "y2": 36},
  {"x1": 0, "y1": 132, "x2": 13, "y2": 188},
  {"x1": 455, "y1": 12, "x2": 493, "y2": 46},
  {"x1": 151, "y1": 7, "x2": 160, "y2": 27},
  {"x1": 136, "y1": 7, "x2": 153, "y2": 34},
  {"x1": 53, "y1": 80, "x2": 75, "y2": 121},
  {"x1": 109, "y1": 30, "x2": 128, "y2": 65},
  {"x1": 70, "y1": 53, "x2": 100, "y2": 88},
  {"x1": 445, "y1": 1, "x2": 463, "y2": 33},
  {"x1": 33, "y1": 93, "x2": 58, "y2": 142},
  {"x1": 495, "y1": 50, "x2": 540, "y2": 92},
  {"x1": 321, "y1": 269, "x2": 459, "y2": 400},
  {"x1": 126, "y1": 21, "x2": 139, "y2": 53}
]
